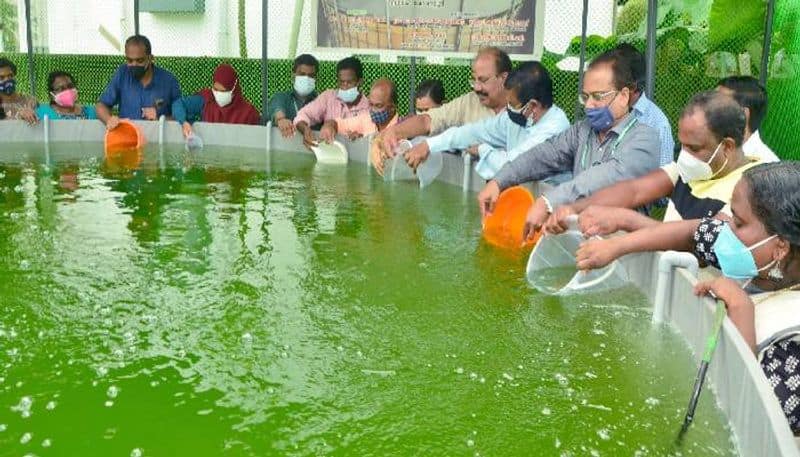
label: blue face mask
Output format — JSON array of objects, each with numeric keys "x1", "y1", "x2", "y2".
[
  {"x1": 712, "y1": 222, "x2": 777, "y2": 280},
  {"x1": 337, "y1": 87, "x2": 359, "y2": 104},
  {"x1": 0, "y1": 78, "x2": 16, "y2": 95},
  {"x1": 585, "y1": 106, "x2": 615, "y2": 132},
  {"x1": 369, "y1": 108, "x2": 391, "y2": 126}
]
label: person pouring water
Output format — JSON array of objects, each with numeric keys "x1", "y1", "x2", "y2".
[
  {"x1": 476, "y1": 48, "x2": 662, "y2": 239},
  {"x1": 96, "y1": 35, "x2": 181, "y2": 130},
  {"x1": 574, "y1": 161, "x2": 800, "y2": 436}
]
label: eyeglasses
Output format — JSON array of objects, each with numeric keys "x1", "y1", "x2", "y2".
[
  {"x1": 468, "y1": 74, "x2": 500, "y2": 90},
  {"x1": 578, "y1": 90, "x2": 618, "y2": 106},
  {"x1": 52, "y1": 82, "x2": 76, "y2": 92}
]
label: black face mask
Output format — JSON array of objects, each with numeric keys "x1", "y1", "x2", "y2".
[
  {"x1": 507, "y1": 109, "x2": 528, "y2": 127},
  {"x1": 129, "y1": 63, "x2": 149, "y2": 80}
]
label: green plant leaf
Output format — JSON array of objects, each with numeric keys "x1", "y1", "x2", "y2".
[{"x1": 708, "y1": 0, "x2": 765, "y2": 52}]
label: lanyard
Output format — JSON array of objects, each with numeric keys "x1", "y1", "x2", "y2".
[{"x1": 580, "y1": 117, "x2": 638, "y2": 170}]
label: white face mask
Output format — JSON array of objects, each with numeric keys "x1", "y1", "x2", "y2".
[
  {"x1": 337, "y1": 87, "x2": 359, "y2": 104},
  {"x1": 212, "y1": 88, "x2": 233, "y2": 107},
  {"x1": 294, "y1": 75, "x2": 315, "y2": 97},
  {"x1": 676, "y1": 141, "x2": 727, "y2": 183}
]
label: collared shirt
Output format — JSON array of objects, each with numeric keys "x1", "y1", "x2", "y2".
[
  {"x1": 743, "y1": 130, "x2": 779, "y2": 162},
  {"x1": 661, "y1": 157, "x2": 762, "y2": 222},
  {"x1": 425, "y1": 91, "x2": 496, "y2": 135},
  {"x1": 493, "y1": 114, "x2": 661, "y2": 208},
  {"x1": 426, "y1": 105, "x2": 570, "y2": 180},
  {"x1": 99, "y1": 65, "x2": 181, "y2": 119},
  {"x1": 293, "y1": 89, "x2": 370, "y2": 127},
  {"x1": 632, "y1": 93, "x2": 675, "y2": 166},
  {"x1": 268, "y1": 89, "x2": 317, "y2": 122},
  {"x1": 334, "y1": 111, "x2": 399, "y2": 137}
]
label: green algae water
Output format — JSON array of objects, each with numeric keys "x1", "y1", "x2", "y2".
[{"x1": 0, "y1": 144, "x2": 737, "y2": 456}]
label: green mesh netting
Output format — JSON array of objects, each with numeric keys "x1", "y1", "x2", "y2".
[
  {"x1": 761, "y1": 1, "x2": 800, "y2": 160},
  {"x1": 3, "y1": 0, "x2": 797, "y2": 160}
]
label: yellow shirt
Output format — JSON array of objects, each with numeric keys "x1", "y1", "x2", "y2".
[{"x1": 661, "y1": 157, "x2": 762, "y2": 221}]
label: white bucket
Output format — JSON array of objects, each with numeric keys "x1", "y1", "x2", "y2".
[
  {"x1": 525, "y1": 216, "x2": 629, "y2": 295},
  {"x1": 385, "y1": 139, "x2": 443, "y2": 188},
  {"x1": 311, "y1": 141, "x2": 348, "y2": 164}
]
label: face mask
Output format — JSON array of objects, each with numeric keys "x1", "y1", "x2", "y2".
[
  {"x1": 585, "y1": 106, "x2": 615, "y2": 132},
  {"x1": 0, "y1": 78, "x2": 16, "y2": 95},
  {"x1": 294, "y1": 76, "x2": 315, "y2": 97},
  {"x1": 370, "y1": 108, "x2": 391, "y2": 125},
  {"x1": 676, "y1": 142, "x2": 726, "y2": 183},
  {"x1": 52, "y1": 88, "x2": 78, "y2": 108},
  {"x1": 712, "y1": 222, "x2": 777, "y2": 280},
  {"x1": 213, "y1": 89, "x2": 233, "y2": 107},
  {"x1": 507, "y1": 102, "x2": 533, "y2": 128},
  {"x1": 337, "y1": 87, "x2": 359, "y2": 104},
  {"x1": 129, "y1": 63, "x2": 149, "y2": 80}
]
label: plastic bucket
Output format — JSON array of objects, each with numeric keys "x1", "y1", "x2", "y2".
[
  {"x1": 104, "y1": 119, "x2": 145, "y2": 153},
  {"x1": 311, "y1": 140, "x2": 348, "y2": 164},
  {"x1": 525, "y1": 216, "x2": 628, "y2": 295},
  {"x1": 481, "y1": 186, "x2": 541, "y2": 250}
]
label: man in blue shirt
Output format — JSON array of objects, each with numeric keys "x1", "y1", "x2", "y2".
[
  {"x1": 96, "y1": 35, "x2": 181, "y2": 130},
  {"x1": 402, "y1": 62, "x2": 570, "y2": 179},
  {"x1": 616, "y1": 43, "x2": 675, "y2": 165}
]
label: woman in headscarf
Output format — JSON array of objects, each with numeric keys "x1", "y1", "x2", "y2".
[{"x1": 172, "y1": 63, "x2": 260, "y2": 138}]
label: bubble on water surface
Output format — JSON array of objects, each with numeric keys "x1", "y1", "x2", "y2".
[
  {"x1": 20, "y1": 432, "x2": 32, "y2": 444},
  {"x1": 131, "y1": 448, "x2": 143, "y2": 457},
  {"x1": 107, "y1": 385, "x2": 119, "y2": 398}
]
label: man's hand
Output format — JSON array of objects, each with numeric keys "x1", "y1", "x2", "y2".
[
  {"x1": 319, "y1": 123, "x2": 337, "y2": 144},
  {"x1": 404, "y1": 142, "x2": 430, "y2": 171},
  {"x1": 522, "y1": 198, "x2": 549, "y2": 242},
  {"x1": 302, "y1": 130, "x2": 318, "y2": 149},
  {"x1": 276, "y1": 118, "x2": 295, "y2": 138},
  {"x1": 346, "y1": 131, "x2": 363, "y2": 141},
  {"x1": 465, "y1": 144, "x2": 480, "y2": 157},
  {"x1": 578, "y1": 206, "x2": 624, "y2": 237},
  {"x1": 18, "y1": 107, "x2": 38, "y2": 125},
  {"x1": 106, "y1": 115, "x2": 121, "y2": 130},
  {"x1": 544, "y1": 205, "x2": 576, "y2": 235},
  {"x1": 182, "y1": 121, "x2": 193, "y2": 139},
  {"x1": 370, "y1": 139, "x2": 386, "y2": 176},
  {"x1": 477, "y1": 181, "x2": 501, "y2": 218},
  {"x1": 575, "y1": 237, "x2": 623, "y2": 271},
  {"x1": 380, "y1": 127, "x2": 401, "y2": 156},
  {"x1": 141, "y1": 107, "x2": 157, "y2": 120}
]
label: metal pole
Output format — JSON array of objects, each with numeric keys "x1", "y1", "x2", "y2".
[
  {"x1": 134, "y1": 0, "x2": 140, "y2": 35},
  {"x1": 760, "y1": 0, "x2": 776, "y2": 86},
  {"x1": 23, "y1": 0, "x2": 35, "y2": 96},
  {"x1": 408, "y1": 56, "x2": 417, "y2": 114},
  {"x1": 261, "y1": 0, "x2": 269, "y2": 124},
  {"x1": 575, "y1": 0, "x2": 589, "y2": 119},
  {"x1": 645, "y1": 0, "x2": 657, "y2": 99}
]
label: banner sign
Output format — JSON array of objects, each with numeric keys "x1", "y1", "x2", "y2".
[{"x1": 314, "y1": 0, "x2": 541, "y2": 59}]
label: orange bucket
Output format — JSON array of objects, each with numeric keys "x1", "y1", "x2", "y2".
[
  {"x1": 482, "y1": 186, "x2": 542, "y2": 249},
  {"x1": 104, "y1": 119, "x2": 145, "y2": 153}
]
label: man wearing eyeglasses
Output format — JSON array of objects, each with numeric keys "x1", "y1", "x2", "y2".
[
  {"x1": 477, "y1": 49, "x2": 661, "y2": 241},
  {"x1": 375, "y1": 47, "x2": 511, "y2": 162},
  {"x1": 395, "y1": 62, "x2": 569, "y2": 180}
]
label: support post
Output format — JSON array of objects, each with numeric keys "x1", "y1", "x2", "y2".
[{"x1": 575, "y1": 0, "x2": 589, "y2": 118}]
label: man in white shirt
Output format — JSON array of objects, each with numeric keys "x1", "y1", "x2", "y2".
[{"x1": 717, "y1": 76, "x2": 779, "y2": 162}]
